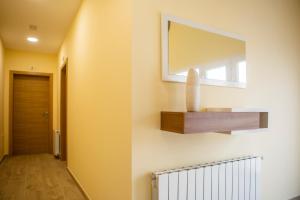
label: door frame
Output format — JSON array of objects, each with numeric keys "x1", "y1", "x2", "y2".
[
  {"x1": 9, "y1": 71, "x2": 53, "y2": 155},
  {"x1": 60, "y1": 59, "x2": 68, "y2": 161}
]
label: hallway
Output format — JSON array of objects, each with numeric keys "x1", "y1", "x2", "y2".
[{"x1": 0, "y1": 154, "x2": 86, "y2": 200}]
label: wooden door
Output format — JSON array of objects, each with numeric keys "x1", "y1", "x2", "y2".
[
  {"x1": 60, "y1": 65, "x2": 67, "y2": 161},
  {"x1": 12, "y1": 74, "x2": 51, "y2": 155}
]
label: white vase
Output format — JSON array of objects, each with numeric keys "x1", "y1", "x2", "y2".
[{"x1": 186, "y1": 68, "x2": 200, "y2": 112}]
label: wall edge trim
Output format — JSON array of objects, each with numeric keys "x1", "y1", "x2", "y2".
[
  {"x1": 0, "y1": 154, "x2": 8, "y2": 165},
  {"x1": 66, "y1": 167, "x2": 90, "y2": 200}
]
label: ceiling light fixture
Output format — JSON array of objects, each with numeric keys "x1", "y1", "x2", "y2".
[{"x1": 27, "y1": 36, "x2": 39, "y2": 43}]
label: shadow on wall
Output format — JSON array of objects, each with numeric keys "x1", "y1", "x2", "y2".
[{"x1": 290, "y1": 196, "x2": 300, "y2": 200}]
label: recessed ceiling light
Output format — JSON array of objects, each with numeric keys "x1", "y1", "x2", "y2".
[{"x1": 27, "y1": 36, "x2": 39, "y2": 43}]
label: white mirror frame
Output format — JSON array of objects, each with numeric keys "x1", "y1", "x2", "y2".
[{"x1": 161, "y1": 14, "x2": 247, "y2": 88}]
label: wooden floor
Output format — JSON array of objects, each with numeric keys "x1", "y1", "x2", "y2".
[{"x1": 0, "y1": 154, "x2": 86, "y2": 200}]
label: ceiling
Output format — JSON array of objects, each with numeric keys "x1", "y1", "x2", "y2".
[{"x1": 0, "y1": 0, "x2": 82, "y2": 53}]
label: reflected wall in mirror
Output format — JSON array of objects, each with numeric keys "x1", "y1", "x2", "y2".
[{"x1": 162, "y1": 15, "x2": 247, "y2": 88}]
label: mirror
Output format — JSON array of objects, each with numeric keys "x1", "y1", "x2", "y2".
[{"x1": 162, "y1": 15, "x2": 247, "y2": 88}]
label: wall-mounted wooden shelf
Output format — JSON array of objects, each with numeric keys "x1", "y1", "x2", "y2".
[{"x1": 161, "y1": 111, "x2": 268, "y2": 134}]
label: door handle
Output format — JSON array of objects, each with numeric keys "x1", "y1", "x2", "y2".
[{"x1": 42, "y1": 111, "x2": 49, "y2": 118}]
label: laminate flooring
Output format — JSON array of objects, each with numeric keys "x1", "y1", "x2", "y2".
[{"x1": 0, "y1": 154, "x2": 86, "y2": 200}]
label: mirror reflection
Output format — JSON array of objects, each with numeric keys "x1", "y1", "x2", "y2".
[{"x1": 167, "y1": 21, "x2": 246, "y2": 87}]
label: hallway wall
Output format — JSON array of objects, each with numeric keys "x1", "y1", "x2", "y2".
[
  {"x1": 0, "y1": 38, "x2": 4, "y2": 160},
  {"x1": 3, "y1": 49, "x2": 58, "y2": 154},
  {"x1": 58, "y1": 0, "x2": 132, "y2": 199},
  {"x1": 132, "y1": 0, "x2": 300, "y2": 199}
]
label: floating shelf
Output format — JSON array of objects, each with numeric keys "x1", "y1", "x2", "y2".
[{"x1": 161, "y1": 110, "x2": 268, "y2": 134}]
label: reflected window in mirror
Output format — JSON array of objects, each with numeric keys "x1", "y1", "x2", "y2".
[
  {"x1": 238, "y1": 61, "x2": 246, "y2": 83},
  {"x1": 205, "y1": 66, "x2": 226, "y2": 81}
]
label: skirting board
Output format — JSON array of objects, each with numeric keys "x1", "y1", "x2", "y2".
[
  {"x1": 0, "y1": 155, "x2": 8, "y2": 165},
  {"x1": 66, "y1": 167, "x2": 90, "y2": 200}
]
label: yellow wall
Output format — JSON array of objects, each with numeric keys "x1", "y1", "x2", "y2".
[
  {"x1": 3, "y1": 49, "x2": 58, "y2": 154},
  {"x1": 132, "y1": 0, "x2": 300, "y2": 200},
  {"x1": 58, "y1": 0, "x2": 132, "y2": 199},
  {"x1": 0, "y1": 38, "x2": 4, "y2": 160}
]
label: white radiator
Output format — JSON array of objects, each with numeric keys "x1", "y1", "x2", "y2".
[
  {"x1": 54, "y1": 130, "x2": 61, "y2": 157},
  {"x1": 152, "y1": 156, "x2": 262, "y2": 200}
]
